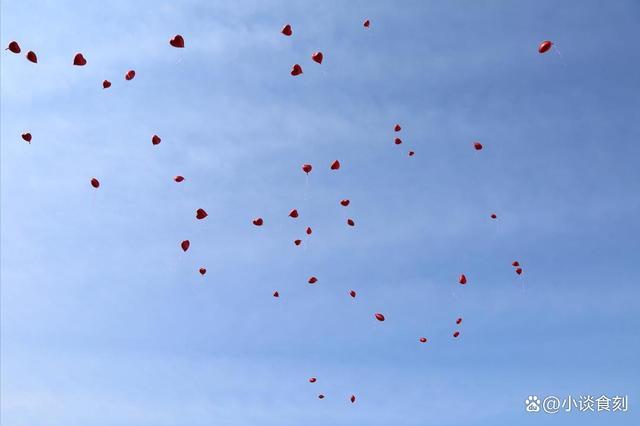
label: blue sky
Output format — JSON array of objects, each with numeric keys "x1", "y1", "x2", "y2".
[{"x1": 2, "y1": 0, "x2": 639, "y2": 425}]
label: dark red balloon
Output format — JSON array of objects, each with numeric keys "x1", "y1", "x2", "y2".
[
  {"x1": 394, "y1": 138, "x2": 402, "y2": 145},
  {"x1": 408, "y1": 151, "x2": 415, "y2": 157},
  {"x1": 289, "y1": 209, "x2": 299, "y2": 218},
  {"x1": 309, "y1": 377, "x2": 316, "y2": 383},
  {"x1": 363, "y1": 19, "x2": 370, "y2": 28},
  {"x1": 474, "y1": 142, "x2": 483, "y2": 150},
  {"x1": 459, "y1": 274, "x2": 467, "y2": 285},
  {"x1": 273, "y1": 291, "x2": 279, "y2": 297},
  {"x1": 6, "y1": 41, "x2": 20, "y2": 53},
  {"x1": 294, "y1": 239, "x2": 302, "y2": 246},
  {"x1": 349, "y1": 290, "x2": 356, "y2": 298},
  {"x1": 291, "y1": 64, "x2": 303, "y2": 76},
  {"x1": 515, "y1": 268, "x2": 523, "y2": 275},
  {"x1": 199, "y1": 267, "x2": 207, "y2": 275},
  {"x1": 374, "y1": 313, "x2": 385, "y2": 321},
  {"x1": 538, "y1": 40, "x2": 553, "y2": 53},
  {"x1": 512, "y1": 261, "x2": 520, "y2": 267},
  {"x1": 125, "y1": 70, "x2": 136, "y2": 80},
  {"x1": 330, "y1": 160, "x2": 340, "y2": 170},
  {"x1": 308, "y1": 276, "x2": 318, "y2": 284},
  {"x1": 318, "y1": 394, "x2": 325, "y2": 399},
  {"x1": 350, "y1": 395, "x2": 356, "y2": 403},
  {"x1": 90, "y1": 178, "x2": 100, "y2": 188},
  {"x1": 456, "y1": 317, "x2": 462, "y2": 325},
  {"x1": 340, "y1": 199, "x2": 350, "y2": 207},
  {"x1": 394, "y1": 124, "x2": 401, "y2": 132},
  {"x1": 253, "y1": 217, "x2": 264, "y2": 226},
  {"x1": 102, "y1": 80, "x2": 111, "y2": 89},
  {"x1": 196, "y1": 208, "x2": 208, "y2": 220},
  {"x1": 281, "y1": 24, "x2": 292, "y2": 36},
  {"x1": 152, "y1": 134, "x2": 161, "y2": 145},
  {"x1": 181, "y1": 240, "x2": 190, "y2": 252},
  {"x1": 21, "y1": 132, "x2": 32, "y2": 143},
  {"x1": 302, "y1": 164, "x2": 312, "y2": 174},
  {"x1": 306, "y1": 227, "x2": 312, "y2": 235},
  {"x1": 174, "y1": 175, "x2": 185, "y2": 182},
  {"x1": 491, "y1": 213, "x2": 497, "y2": 219},
  {"x1": 453, "y1": 331, "x2": 460, "y2": 338},
  {"x1": 169, "y1": 34, "x2": 185, "y2": 48},
  {"x1": 347, "y1": 218, "x2": 355, "y2": 226},
  {"x1": 311, "y1": 51, "x2": 323, "y2": 64},
  {"x1": 73, "y1": 53, "x2": 87, "y2": 66},
  {"x1": 26, "y1": 51, "x2": 37, "y2": 63},
  {"x1": 419, "y1": 337, "x2": 427, "y2": 343}
]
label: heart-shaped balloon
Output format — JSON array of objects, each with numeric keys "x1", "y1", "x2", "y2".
[
  {"x1": 102, "y1": 80, "x2": 111, "y2": 89},
  {"x1": 73, "y1": 53, "x2": 87, "y2": 66},
  {"x1": 26, "y1": 51, "x2": 37, "y2": 63},
  {"x1": 6, "y1": 41, "x2": 20, "y2": 53},
  {"x1": 291, "y1": 64, "x2": 303, "y2": 76},
  {"x1": 169, "y1": 34, "x2": 185, "y2": 48},
  {"x1": 311, "y1": 51, "x2": 323, "y2": 64}
]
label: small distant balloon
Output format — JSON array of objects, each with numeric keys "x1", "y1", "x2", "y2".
[
  {"x1": 73, "y1": 53, "x2": 87, "y2": 66},
  {"x1": 419, "y1": 337, "x2": 427, "y2": 343},
  {"x1": 363, "y1": 19, "x2": 370, "y2": 28},
  {"x1": 169, "y1": 34, "x2": 185, "y2": 48},
  {"x1": 181, "y1": 240, "x2": 190, "y2": 252},
  {"x1": 311, "y1": 51, "x2": 323, "y2": 64},
  {"x1": 291, "y1": 64, "x2": 303, "y2": 76},
  {"x1": 349, "y1": 290, "x2": 356, "y2": 298},
  {"x1": 21, "y1": 132, "x2": 32, "y2": 143},
  {"x1": 459, "y1": 274, "x2": 467, "y2": 285},
  {"x1": 340, "y1": 199, "x2": 350, "y2": 207},
  {"x1": 308, "y1": 276, "x2": 318, "y2": 284},
  {"x1": 125, "y1": 70, "x2": 136, "y2": 80},
  {"x1": 6, "y1": 41, "x2": 20, "y2": 53},
  {"x1": 273, "y1": 291, "x2": 279, "y2": 297},
  {"x1": 306, "y1": 227, "x2": 312, "y2": 235},
  {"x1": 538, "y1": 40, "x2": 553, "y2": 53},
  {"x1": 174, "y1": 175, "x2": 185, "y2": 182},
  {"x1": 196, "y1": 208, "x2": 208, "y2": 220},
  {"x1": 394, "y1": 124, "x2": 401, "y2": 132},
  {"x1": 26, "y1": 51, "x2": 37, "y2": 63},
  {"x1": 289, "y1": 209, "x2": 299, "y2": 218},
  {"x1": 199, "y1": 267, "x2": 206, "y2": 275},
  {"x1": 294, "y1": 239, "x2": 302, "y2": 246},
  {"x1": 330, "y1": 160, "x2": 340, "y2": 170},
  {"x1": 102, "y1": 80, "x2": 111, "y2": 89},
  {"x1": 374, "y1": 313, "x2": 385, "y2": 321},
  {"x1": 347, "y1": 218, "x2": 355, "y2": 226},
  {"x1": 453, "y1": 331, "x2": 460, "y2": 338},
  {"x1": 394, "y1": 138, "x2": 402, "y2": 145},
  {"x1": 302, "y1": 164, "x2": 312, "y2": 174},
  {"x1": 253, "y1": 217, "x2": 264, "y2": 226},
  {"x1": 309, "y1": 377, "x2": 317, "y2": 383},
  {"x1": 152, "y1": 134, "x2": 161, "y2": 145},
  {"x1": 474, "y1": 142, "x2": 483, "y2": 150},
  {"x1": 456, "y1": 317, "x2": 462, "y2": 325},
  {"x1": 281, "y1": 24, "x2": 292, "y2": 36},
  {"x1": 90, "y1": 178, "x2": 100, "y2": 188}
]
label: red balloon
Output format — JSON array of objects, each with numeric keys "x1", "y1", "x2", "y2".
[
  {"x1": 152, "y1": 134, "x2": 161, "y2": 145},
  {"x1": 294, "y1": 239, "x2": 302, "y2": 246},
  {"x1": 291, "y1": 64, "x2": 303, "y2": 76},
  {"x1": 340, "y1": 199, "x2": 350, "y2": 207},
  {"x1": 90, "y1": 177, "x2": 100, "y2": 188},
  {"x1": 302, "y1": 164, "x2": 312, "y2": 174},
  {"x1": 309, "y1": 377, "x2": 316, "y2": 383},
  {"x1": 515, "y1": 268, "x2": 523, "y2": 275},
  {"x1": 308, "y1": 276, "x2": 318, "y2": 284},
  {"x1": 394, "y1": 137, "x2": 402, "y2": 145},
  {"x1": 196, "y1": 208, "x2": 208, "y2": 220},
  {"x1": 26, "y1": 51, "x2": 37, "y2": 63},
  {"x1": 21, "y1": 132, "x2": 32, "y2": 143},
  {"x1": 102, "y1": 80, "x2": 111, "y2": 89},
  {"x1": 281, "y1": 24, "x2": 292, "y2": 36},
  {"x1": 374, "y1": 313, "x2": 385, "y2": 321},
  {"x1": 174, "y1": 175, "x2": 185, "y2": 182},
  {"x1": 289, "y1": 209, "x2": 299, "y2": 218},
  {"x1": 330, "y1": 160, "x2": 340, "y2": 170},
  {"x1": 538, "y1": 40, "x2": 553, "y2": 53},
  {"x1": 73, "y1": 53, "x2": 87, "y2": 66},
  {"x1": 169, "y1": 34, "x2": 185, "y2": 48},
  {"x1": 512, "y1": 261, "x2": 520, "y2": 267},
  {"x1": 199, "y1": 267, "x2": 207, "y2": 275},
  {"x1": 349, "y1": 290, "x2": 356, "y2": 298},
  {"x1": 311, "y1": 51, "x2": 323, "y2": 64},
  {"x1": 181, "y1": 240, "x2": 190, "y2": 252},
  {"x1": 125, "y1": 70, "x2": 136, "y2": 80},
  {"x1": 6, "y1": 41, "x2": 20, "y2": 53},
  {"x1": 363, "y1": 19, "x2": 370, "y2": 28},
  {"x1": 318, "y1": 394, "x2": 325, "y2": 399},
  {"x1": 273, "y1": 291, "x2": 279, "y2": 297},
  {"x1": 306, "y1": 227, "x2": 312, "y2": 235},
  {"x1": 456, "y1": 317, "x2": 462, "y2": 325},
  {"x1": 419, "y1": 337, "x2": 427, "y2": 343},
  {"x1": 394, "y1": 124, "x2": 401, "y2": 132},
  {"x1": 347, "y1": 218, "x2": 355, "y2": 226},
  {"x1": 408, "y1": 151, "x2": 415, "y2": 157},
  {"x1": 350, "y1": 395, "x2": 356, "y2": 403},
  {"x1": 474, "y1": 142, "x2": 483, "y2": 150},
  {"x1": 453, "y1": 331, "x2": 460, "y2": 338},
  {"x1": 490, "y1": 213, "x2": 497, "y2": 219},
  {"x1": 459, "y1": 274, "x2": 467, "y2": 285},
  {"x1": 253, "y1": 217, "x2": 264, "y2": 226}
]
